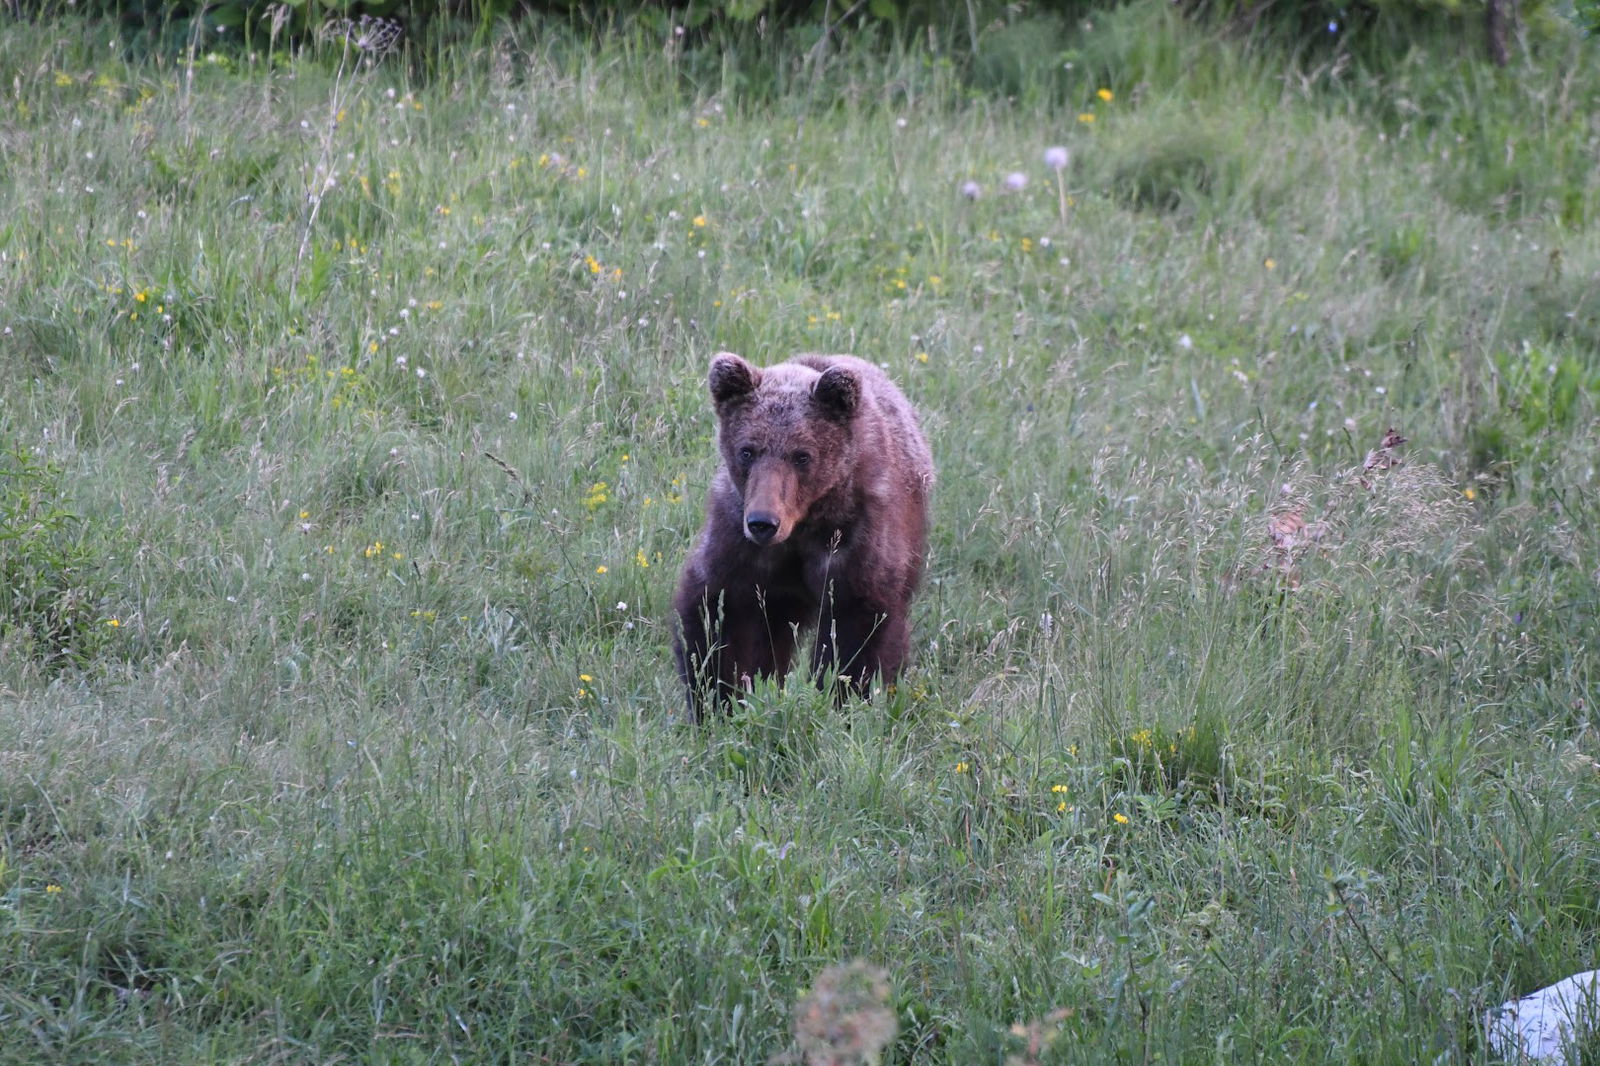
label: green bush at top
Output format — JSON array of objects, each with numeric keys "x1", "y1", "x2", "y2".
[{"x1": 9, "y1": 0, "x2": 1577, "y2": 68}]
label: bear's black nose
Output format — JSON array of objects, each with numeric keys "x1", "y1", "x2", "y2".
[{"x1": 745, "y1": 513, "x2": 779, "y2": 543}]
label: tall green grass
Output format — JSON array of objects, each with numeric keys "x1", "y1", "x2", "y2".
[{"x1": 2, "y1": 6, "x2": 1599, "y2": 1062}]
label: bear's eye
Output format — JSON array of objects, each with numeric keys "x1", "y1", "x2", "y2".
[
  {"x1": 792, "y1": 451, "x2": 812, "y2": 469},
  {"x1": 737, "y1": 446, "x2": 757, "y2": 465}
]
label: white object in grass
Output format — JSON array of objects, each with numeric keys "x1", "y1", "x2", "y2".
[{"x1": 1486, "y1": 970, "x2": 1600, "y2": 1063}]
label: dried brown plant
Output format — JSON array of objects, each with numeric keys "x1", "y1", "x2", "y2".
[
  {"x1": 772, "y1": 961, "x2": 898, "y2": 1066},
  {"x1": 1005, "y1": 1007, "x2": 1075, "y2": 1066},
  {"x1": 1247, "y1": 425, "x2": 1476, "y2": 590}
]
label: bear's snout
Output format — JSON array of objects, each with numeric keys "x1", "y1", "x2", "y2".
[
  {"x1": 744, "y1": 510, "x2": 781, "y2": 544},
  {"x1": 741, "y1": 460, "x2": 797, "y2": 545}
]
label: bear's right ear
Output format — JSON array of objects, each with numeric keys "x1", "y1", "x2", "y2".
[
  {"x1": 812, "y1": 365, "x2": 860, "y2": 423},
  {"x1": 709, "y1": 352, "x2": 759, "y2": 410}
]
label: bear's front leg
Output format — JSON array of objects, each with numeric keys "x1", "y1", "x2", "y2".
[
  {"x1": 810, "y1": 596, "x2": 911, "y2": 700},
  {"x1": 673, "y1": 583, "x2": 800, "y2": 721}
]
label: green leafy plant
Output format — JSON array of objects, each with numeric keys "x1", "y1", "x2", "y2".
[
  {"x1": 1467, "y1": 347, "x2": 1595, "y2": 486},
  {"x1": 0, "y1": 443, "x2": 110, "y2": 669}
]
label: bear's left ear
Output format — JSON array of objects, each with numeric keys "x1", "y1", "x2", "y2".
[
  {"x1": 812, "y1": 365, "x2": 860, "y2": 423},
  {"x1": 709, "y1": 352, "x2": 760, "y2": 411}
]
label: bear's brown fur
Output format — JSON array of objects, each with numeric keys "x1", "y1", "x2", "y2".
[{"x1": 673, "y1": 351, "x2": 934, "y2": 718}]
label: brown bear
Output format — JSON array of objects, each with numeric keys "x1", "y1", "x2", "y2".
[{"x1": 672, "y1": 351, "x2": 934, "y2": 719}]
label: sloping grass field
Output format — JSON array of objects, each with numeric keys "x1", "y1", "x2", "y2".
[{"x1": 2, "y1": 7, "x2": 1600, "y2": 1062}]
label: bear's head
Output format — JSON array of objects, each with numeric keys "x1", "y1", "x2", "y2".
[{"x1": 708, "y1": 351, "x2": 860, "y2": 546}]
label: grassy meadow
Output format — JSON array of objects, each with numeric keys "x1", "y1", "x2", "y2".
[{"x1": 3, "y1": 6, "x2": 1600, "y2": 1062}]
